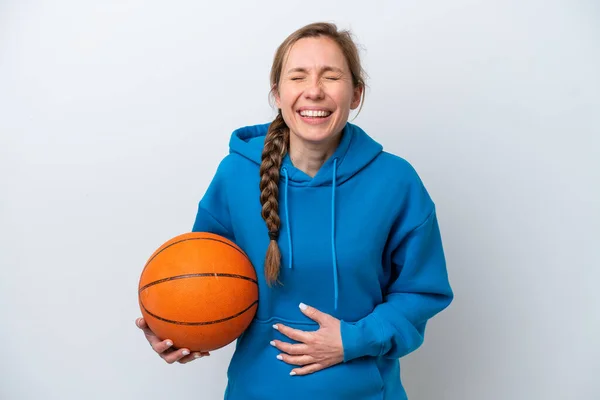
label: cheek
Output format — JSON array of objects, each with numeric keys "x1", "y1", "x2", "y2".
[
  {"x1": 332, "y1": 95, "x2": 352, "y2": 112},
  {"x1": 279, "y1": 94, "x2": 296, "y2": 111},
  {"x1": 330, "y1": 86, "x2": 354, "y2": 106},
  {"x1": 278, "y1": 85, "x2": 301, "y2": 106}
]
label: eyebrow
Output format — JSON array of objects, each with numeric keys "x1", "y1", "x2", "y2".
[{"x1": 286, "y1": 66, "x2": 344, "y2": 74}]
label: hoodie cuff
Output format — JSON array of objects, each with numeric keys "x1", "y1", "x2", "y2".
[{"x1": 340, "y1": 316, "x2": 383, "y2": 362}]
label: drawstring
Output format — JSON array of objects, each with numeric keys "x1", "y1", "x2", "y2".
[
  {"x1": 331, "y1": 158, "x2": 339, "y2": 310},
  {"x1": 282, "y1": 167, "x2": 292, "y2": 269},
  {"x1": 281, "y1": 159, "x2": 339, "y2": 310}
]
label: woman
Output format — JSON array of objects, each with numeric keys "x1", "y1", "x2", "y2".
[{"x1": 136, "y1": 22, "x2": 453, "y2": 399}]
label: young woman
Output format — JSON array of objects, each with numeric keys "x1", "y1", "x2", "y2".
[{"x1": 136, "y1": 22, "x2": 453, "y2": 400}]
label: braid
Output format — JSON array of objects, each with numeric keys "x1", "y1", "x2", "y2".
[{"x1": 259, "y1": 112, "x2": 289, "y2": 286}]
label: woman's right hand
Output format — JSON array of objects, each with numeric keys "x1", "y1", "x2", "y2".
[{"x1": 135, "y1": 317, "x2": 210, "y2": 364}]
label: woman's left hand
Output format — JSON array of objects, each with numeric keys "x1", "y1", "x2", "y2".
[{"x1": 271, "y1": 303, "x2": 345, "y2": 376}]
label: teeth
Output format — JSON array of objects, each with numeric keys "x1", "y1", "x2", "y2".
[{"x1": 299, "y1": 110, "x2": 331, "y2": 117}]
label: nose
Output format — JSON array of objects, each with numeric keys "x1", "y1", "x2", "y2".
[{"x1": 304, "y1": 77, "x2": 325, "y2": 100}]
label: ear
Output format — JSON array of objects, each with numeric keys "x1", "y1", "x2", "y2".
[
  {"x1": 272, "y1": 84, "x2": 281, "y2": 109},
  {"x1": 350, "y1": 84, "x2": 363, "y2": 110}
]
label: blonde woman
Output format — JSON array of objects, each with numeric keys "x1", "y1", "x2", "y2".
[{"x1": 136, "y1": 22, "x2": 453, "y2": 400}]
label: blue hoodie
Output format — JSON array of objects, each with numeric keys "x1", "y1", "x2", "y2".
[{"x1": 192, "y1": 122, "x2": 453, "y2": 400}]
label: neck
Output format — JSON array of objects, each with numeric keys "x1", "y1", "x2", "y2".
[{"x1": 288, "y1": 132, "x2": 341, "y2": 177}]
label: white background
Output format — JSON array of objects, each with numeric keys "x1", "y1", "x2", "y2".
[{"x1": 1, "y1": 1, "x2": 598, "y2": 399}]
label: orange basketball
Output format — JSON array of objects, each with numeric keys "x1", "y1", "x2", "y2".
[{"x1": 138, "y1": 232, "x2": 258, "y2": 352}]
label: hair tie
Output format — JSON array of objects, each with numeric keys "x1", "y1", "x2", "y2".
[{"x1": 268, "y1": 230, "x2": 279, "y2": 240}]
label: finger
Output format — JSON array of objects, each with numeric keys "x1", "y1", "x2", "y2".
[
  {"x1": 135, "y1": 317, "x2": 149, "y2": 330},
  {"x1": 299, "y1": 303, "x2": 329, "y2": 326},
  {"x1": 151, "y1": 339, "x2": 175, "y2": 354},
  {"x1": 273, "y1": 324, "x2": 312, "y2": 343},
  {"x1": 161, "y1": 348, "x2": 191, "y2": 364},
  {"x1": 136, "y1": 318, "x2": 165, "y2": 352},
  {"x1": 270, "y1": 339, "x2": 309, "y2": 355},
  {"x1": 136, "y1": 318, "x2": 164, "y2": 347},
  {"x1": 177, "y1": 351, "x2": 208, "y2": 364},
  {"x1": 290, "y1": 362, "x2": 325, "y2": 376},
  {"x1": 277, "y1": 353, "x2": 314, "y2": 366},
  {"x1": 136, "y1": 317, "x2": 156, "y2": 338}
]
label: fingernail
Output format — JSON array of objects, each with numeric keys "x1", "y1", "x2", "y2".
[
  {"x1": 276, "y1": 355, "x2": 283, "y2": 360},
  {"x1": 194, "y1": 353, "x2": 202, "y2": 359},
  {"x1": 165, "y1": 341, "x2": 173, "y2": 347},
  {"x1": 299, "y1": 303, "x2": 307, "y2": 310},
  {"x1": 182, "y1": 350, "x2": 190, "y2": 356},
  {"x1": 290, "y1": 371, "x2": 297, "y2": 376},
  {"x1": 272, "y1": 324, "x2": 279, "y2": 330},
  {"x1": 270, "y1": 341, "x2": 276, "y2": 346}
]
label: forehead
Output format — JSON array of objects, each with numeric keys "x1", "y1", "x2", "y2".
[{"x1": 283, "y1": 36, "x2": 348, "y2": 72}]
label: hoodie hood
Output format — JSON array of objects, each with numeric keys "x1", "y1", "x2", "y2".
[
  {"x1": 228, "y1": 121, "x2": 383, "y2": 310},
  {"x1": 228, "y1": 121, "x2": 383, "y2": 186}
]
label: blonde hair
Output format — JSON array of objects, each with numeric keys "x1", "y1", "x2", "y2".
[{"x1": 260, "y1": 22, "x2": 367, "y2": 286}]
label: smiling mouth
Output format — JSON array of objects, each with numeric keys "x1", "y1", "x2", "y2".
[{"x1": 297, "y1": 109, "x2": 333, "y2": 119}]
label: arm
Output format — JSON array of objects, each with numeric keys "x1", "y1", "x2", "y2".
[
  {"x1": 191, "y1": 157, "x2": 235, "y2": 242},
  {"x1": 340, "y1": 198, "x2": 453, "y2": 361}
]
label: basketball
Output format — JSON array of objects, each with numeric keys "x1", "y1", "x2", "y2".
[{"x1": 138, "y1": 232, "x2": 258, "y2": 352}]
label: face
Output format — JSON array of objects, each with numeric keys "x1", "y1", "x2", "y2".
[{"x1": 274, "y1": 36, "x2": 362, "y2": 146}]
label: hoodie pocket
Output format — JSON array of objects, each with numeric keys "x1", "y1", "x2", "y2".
[{"x1": 226, "y1": 319, "x2": 384, "y2": 400}]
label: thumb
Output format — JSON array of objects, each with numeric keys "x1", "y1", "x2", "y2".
[{"x1": 136, "y1": 317, "x2": 154, "y2": 335}]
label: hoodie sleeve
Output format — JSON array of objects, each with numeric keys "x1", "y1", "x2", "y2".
[
  {"x1": 191, "y1": 157, "x2": 235, "y2": 242},
  {"x1": 340, "y1": 180, "x2": 453, "y2": 361}
]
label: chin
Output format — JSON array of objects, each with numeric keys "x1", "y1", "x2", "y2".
[
  {"x1": 296, "y1": 122, "x2": 344, "y2": 142},
  {"x1": 294, "y1": 128, "x2": 338, "y2": 144}
]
